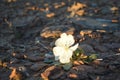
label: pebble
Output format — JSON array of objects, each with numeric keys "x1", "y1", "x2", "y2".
[
  {"x1": 12, "y1": 15, "x2": 36, "y2": 27},
  {"x1": 30, "y1": 62, "x2": 47, "y2": 71},
  {"x1": 26, "y1": 55, "x2": 44, "y2": 62},
  {"x1": 101, "y1": 7, "x2": 111, "y2": 15},
  {"x1": 79, "y1": 44, "x2": 95, "y2": 55},
  {"x1": 25, "y1": 52, "x2": 44, "y2": 62},
  {"x1": 114, "y1": 32, "x2": 120, "y2": 38},
  {"x1": 70, "y1": 65, "x2": 94, "y2": 79},
  {"x1": 94, "y1": 45, "x2": 108, "y2": 52},
  {"x1": 103, "y1": 43, "x2": 120, "y2": 49}
]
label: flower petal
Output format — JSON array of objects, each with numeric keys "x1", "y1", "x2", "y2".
[
  {"x1": 53, "y1": 47, "x2": 64, "y2": 60},
  {"x1": 55, "y1": 38, "x2": 66, "y2": 47},
  {"x1": 60, "y1": 33, "x2": 67, "y2": 38},
  {"x1": 55, "y1": 33, "x2": 68, "y2": 47},
  {"x1": 66, "y1": 34, "x2": 75, "y2": 46},
  {"x1": 59, "y1": 49, "x2": 73, "y2": 63},
  {"x1": 53, "y1": 33, "x2": 78, "y2": 63},
  {"x1": 60, "y1": 57, "x2": 70, "y2": 63},
  {"x1": 70, "y1": 43, "x2": 79, "y2": 51},
  {"x1": 55, "y1": 33, "x2": 75, "y2": 47}
]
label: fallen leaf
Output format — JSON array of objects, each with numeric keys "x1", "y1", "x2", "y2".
[
  {"x1": 41, "y1": 66, "x2": 63, "y2": 80},
  {"x1": 41, "y1": 66, "x2": 55, "y2": 80},
  {"x1": 80, "y1": 30, "x2": 92, "y2": 36},
  {"x1": 69, "y1": 73, "x2": 78, "y2": 78},
  {"x1": 46, "y1": 13, "x2": 55, "y2": 18},
  {"x1": 112, "y1": 19, "x2": 118, "y2": 23},
  {"x1": 9, "y1": 68, "x2": 22, "y2": 80},
  {"x1": 73, "y1": 60, "x2": 84, "y2": 65},
  {"x1": 54, "y1": 2, "x2": 65, "y2": 9},
  {"x1": 111, "y1": 7, "x2": 118, "y2": 11},
  {"x1": 68, "y1": 2, "x2": 86, "y2": 12},
  {"x1": 76, "y1": 10, "x2": 85, "y2": 16},
  {"x1": 7, "y1": 0, "x2": 16, "y2": 3}
]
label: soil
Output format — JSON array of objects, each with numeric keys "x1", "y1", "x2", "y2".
[{"x1": 0, "y1": 0, "x2": 120, "y2": 80}]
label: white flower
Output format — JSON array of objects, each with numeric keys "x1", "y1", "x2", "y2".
[{"x1": 53, "y1": 33, "x2": 78, "y2": 63}]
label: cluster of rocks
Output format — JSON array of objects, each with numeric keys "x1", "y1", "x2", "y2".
[{"x1": 0, "y1": 0, "x2": 120, "y2": 80}]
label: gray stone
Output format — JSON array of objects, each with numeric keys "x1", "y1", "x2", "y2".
[
  {"x1": 25, "y1": 52, "x2": 44, "y2": 62},
  {"x1": 69, "y1": 65, "x2": 94, "y2": 80},
  {"x1": 70, "y1": 17, "x2": 119, "y2": 32},
  {"x1": 103, "y1": 43, "x2": 120, "y2": 49},
  {"x1": 111, "y1": 43, "x2": 120, "y2": 48},
  {"x1": 94, "y1": 45, "x2": 108, "y2": 52},
  {"x1": 114, "y1": 32, "x2": 120, "y2": 38},
  {"x1": 101, "y1": 7, "x2": 111, "y2": 15},
  {"x1": 30, "y1": 62, "x2": 47, "y2": 71},
  {"x1": 12, "y1": 15, "x2": 36, "y2": 27},
  {"x1": 79, "y1": 44, "x2": 95, "y2": 55},
  {"x1": 0, "y1": 35, "x2": 14, "y2": 47}
]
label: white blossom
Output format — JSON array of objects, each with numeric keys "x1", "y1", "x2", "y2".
[{"x1": 53, "y1": 33, "x2": 78, "y2": 63}]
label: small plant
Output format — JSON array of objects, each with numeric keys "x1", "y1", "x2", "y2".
[
  {"x1": 45, "y1": 33, "x2": 97, "y2": 70},
  {"x1": 72, "y1": 48, "x2": 98, "y2": 64},
  {"x1": 53, "y1": 33, "x2": 78, "y2": 64}
]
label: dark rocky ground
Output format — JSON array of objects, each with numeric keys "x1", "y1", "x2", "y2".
[{"x1": 0, "y1": 0, "x2": 120, "y2": 80}]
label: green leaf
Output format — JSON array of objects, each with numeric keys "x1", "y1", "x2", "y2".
[
  {"x1": 62, "y1": 63, "x2": 72, "y2": 71},
  {"x1": 89, "y1": 54, "x2": 97, "y2": 60},
  {"x1": 72, "y1": 48, "x2": 86, "y2": 61},
  {"x1": 74, "y1": 48, "x2": 83, "y2": 55},
  {"x1": 52, "y1": 61, "x2": 61, "y2": 66},
  {"x1": 82, "y1": 54, "x2": 98, "y2": 64}
]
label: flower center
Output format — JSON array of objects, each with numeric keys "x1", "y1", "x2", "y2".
[{"x1": 64, "y1": 46, "x2": 69, "y2": 51}]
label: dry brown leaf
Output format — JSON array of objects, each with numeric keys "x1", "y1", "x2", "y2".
[
  {"x1": 12, "y1": 53, "x2": 16, "y2": 56},
  {"x1": 68, "y1": 2, "x2": 86, "y2": 12},
  {"x1": 9, "y1": 68, "x2": 22, "y2": 80},
  {"x1": 2, "y1": 62, "x2": 7, "y2": 67},
  {"x1": 9, "y1": 68, "x2": 16, "y2": 79},
  {"x1": 7, "y1": 0, "x2": 16, "y2": 3},
  {"x1": 73, "y1": 60, "x2": 84, "y2": 65},
  {"x1": 69, "y1": 73, "x2": 78, "y2": 78},
  {"x1": 41, "y1": 66, "x2": 55, "y2": 80},
  {"x1": 41, "y1": 73, "x2": 49, "y2": 80},
  {"x1": 45, "y1": 7, "x2": 49, "y2": 12},
  {"x1": 61, "y1": 2, "x2": 65, "y2": 6},
  {"x1": 80, "y1": 30, "x2": 92, "y2": 36},
  {"x1": 112, "y1": 19, "x2": 118, "y2": 23},
  {"x1": 46, "y1": 13, "x2": 55, "y2": 18},
  {"x1": 41, "y1": 66, "x2": 64, "y2": 80},
  {"x1": 39, "y1": 8, "x2": 45, "y2": 12},
  {"x1": 44, "y1": 3, "x2": 49, "y2": 7},
  {"x1": 26, "y1": 6, "x2": 37, "y2": 10},
  {"x1": 54, "y1": 4, "x2": 61, "y2": 9},
  {"x1": 76, "y1": 10, "x2": 85, "y2": 16},
  {"x1": 68, "y1": 2, "x2": 86, "y2": 17},
  {"x1": 54, "y1": 2, "x2": 65, "y2": 9},
  {"x1": 111, "y1": 7, "x2": 118, "y2": 11}
]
